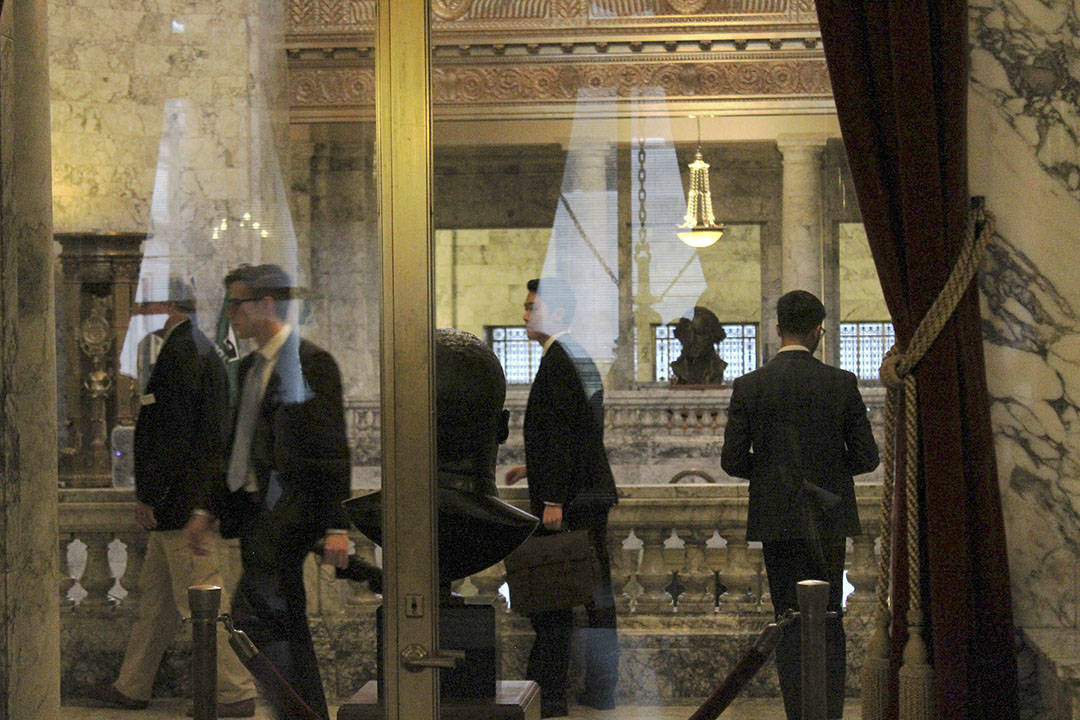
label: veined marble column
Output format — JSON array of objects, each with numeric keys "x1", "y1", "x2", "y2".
[
  {"x1": 777, "y1": 135, "x2": 828, "y2": 300},
  {"x1": 1, "y1": 1, "x2": 61, "y2": 718}
]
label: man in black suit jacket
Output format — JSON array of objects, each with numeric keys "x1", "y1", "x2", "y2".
[
  {"x1": 90, "y1": 278, "x2": 256, "y2": 716},
  {"x1": 721, "y1": 290, "x2": 879, "y2": 720},
  {"x1": 187, "y1": 264, "x2": 350, "y2": 720},
  {"x1": 505, "y1": 277, "x2": 619, "y2": 718}
]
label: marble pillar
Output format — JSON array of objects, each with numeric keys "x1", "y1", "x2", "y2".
[
  {"x1": 969, "y1": 0, "x2": 1080, "y2": 635},
  {"x1": 777, "y1": 135, "x2": 828, "y2": 301},
  {"x1": 0, "y1": 0, "x2": 61, "y2": 718}
]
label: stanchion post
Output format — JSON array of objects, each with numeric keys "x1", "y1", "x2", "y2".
[
  {"x1": 798, "y1": 579, "x2": 829, "y2": 720},
  {"x1": 189, "y1": 584, "x2": 222, "y2": 720}
]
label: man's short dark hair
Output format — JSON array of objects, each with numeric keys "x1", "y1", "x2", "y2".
[
  {"x1": 777, "y1": 290, "x2": 826, "y2": 338},
  {"x1": 167, "y1": 275, "x2": 197, "y2": 314},
  {"x1": 526, "y1": 277, "x2": 576, "y2": 324},
  {"x1": 436, "y1": 328, "x2": 506, "y2": 462},
  {"x1": 224, "y1": 264, "x2": 294, "y2": 319}
]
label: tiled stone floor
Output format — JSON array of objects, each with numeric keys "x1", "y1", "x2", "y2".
[{"x1": 62, "y1": 697, "x2": 790, "y2": 719}]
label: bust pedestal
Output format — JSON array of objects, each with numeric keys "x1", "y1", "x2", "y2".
[{"x1": 337, "y1": 680, "x2": 540, "y2": 720}]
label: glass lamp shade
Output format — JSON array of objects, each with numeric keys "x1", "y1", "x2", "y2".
[
  {"x1": 677, "y1": 227, "x2": 724, "y2": 248},
  {"x1": 678, "y1": 149, "x2": 724, "y2": 248}
]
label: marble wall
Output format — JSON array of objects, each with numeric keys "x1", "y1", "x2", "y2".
[
  {"x1": 289, "y1": 122, "x2": 380, "y2": 400},
  {"x1": 47, "y1": 0, "x2": 299, "y2": 321},
  {"x1": 969, "y1": 0, "x2": 1080, "y2": 637},
  {"x1": 838, "y1": 223, "x2": 888, "y2": 322}
]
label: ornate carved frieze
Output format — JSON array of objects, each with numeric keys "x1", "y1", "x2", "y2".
[
  {"x1": 288, "y1": 0, "x2": 818, "y2": 36},
  {"x1": 286, "y1": 0, "x2": 827, "y2": 119},
  {"x1": 291, "y1": 57, "x2": 829, "y2": 114}
]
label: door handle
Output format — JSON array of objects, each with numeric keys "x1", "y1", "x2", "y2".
[{"x1": 400, "y1": 644, "x2": 466, "y2": 672}]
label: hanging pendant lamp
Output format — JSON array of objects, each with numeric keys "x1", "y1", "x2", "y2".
[{"x1": 678, "y1": 115, "x2": 725, "y2": 248}]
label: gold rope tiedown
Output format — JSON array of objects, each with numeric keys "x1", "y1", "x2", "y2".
[{"x1": 860, "y1": 203, "x2": 994, "y2": 720}]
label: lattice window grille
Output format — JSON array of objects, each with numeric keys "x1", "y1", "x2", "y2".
[{"x1": 839, "y1": 321, "x2": 895, "y2": 381}]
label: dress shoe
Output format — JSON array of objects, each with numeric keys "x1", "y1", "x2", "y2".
[
  {"x1": 577, "y1": 691, "x2": 616, "y2": 710},
  {"x1": 85, "y1": 682, "x2": 149, "y2": 710},
  {"x1": 186, "y1": 698, "x2": 256, "y2": 717}
]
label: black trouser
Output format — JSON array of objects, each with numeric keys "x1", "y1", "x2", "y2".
[
  {"x1": 233, "y1": 502, "x2": 329, "y2": 720},
  {"x1": 526, "y1": 518, "x2": 619, "y2": 713},
  {"x1": 762, "y1": 538, "x2": 847, "y2": 720}
]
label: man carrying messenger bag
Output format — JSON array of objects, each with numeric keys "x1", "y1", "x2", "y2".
[{"x1": 504, "y1": 277, "x2": 619, "y2": 718}]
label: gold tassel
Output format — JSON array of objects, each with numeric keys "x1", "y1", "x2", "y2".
[
  {"x1": 898, "y1": 607, "x2": 933, "y2": 720},
  {"x1": 860, "y1": 607, "x2": 891, "y2": 720}
]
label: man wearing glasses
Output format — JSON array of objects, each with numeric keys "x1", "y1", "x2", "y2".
[
  {"x1": 721, "y1": 289, "x2": 879, "y2": 720},
  {"x1": 186, "y1": 263, "x2": 350, "y2": 720}
]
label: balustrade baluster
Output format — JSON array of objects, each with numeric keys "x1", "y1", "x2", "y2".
[
  {"x1": 723, "y1": 535, "x2": 759, "y2": 609},
  {"x1": 616, "y1": 528, "x2": 643, "y2": 613},
  {"x1": 469, "y1": 562, "x2": 506, "y2": 608},
  {"x1": 702, "y1": 530, "x2": 729, "y2": 609},
  {"x1": 59, "y1": 535, "x2": 78, "y2": 607},
  {"x1": 634, "y1": 527, "x2": 673, "y2": 613},
  {"x1": 78, "y1": 534, "x2": 117, "y2": 609},
  {"x1": 116, "y1": 532, "x2": 144, "y2": 604},
  {"x1": 676, "y1": 528, "x2": 713, "y2": 614},
  {"x1": 846, "y1": 533, "x2": 877, "y2": 607}
]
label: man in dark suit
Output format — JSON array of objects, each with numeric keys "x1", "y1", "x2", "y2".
[
  {"x1": 186, "y1": 264, "x2": 350, "y2": 720},
  {"x1": 721, "y1": 289, "x2": 879, "y2": 720},
  {"x1": 505, "y1": 277, "x2": 619, "y2": 718},
  {"x1": 89, "y1": 277, "x2": 256, "y2": 716}
]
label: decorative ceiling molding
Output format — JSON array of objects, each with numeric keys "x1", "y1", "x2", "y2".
[
  {"x1": 290, "y1": 57, "x2": 829, "y2": 116},
  {"x1": 288, "y1": 0, "x2": 819, "y2": 38},
  {"x1": 286, "y1": 0, "x2": 828, "y2": 121}
]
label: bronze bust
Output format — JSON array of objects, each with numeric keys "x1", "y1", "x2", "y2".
[{"x1": 670, "y1": 306, "x2": 728, "y2": 386}]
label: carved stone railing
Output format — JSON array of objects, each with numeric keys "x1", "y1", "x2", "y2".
[
  {"x1": 59, "y1": 481, "x2": 882, "y2": 703},
  {"x1": 348, "y1": 385, "x2": 887, "y2": 488}
]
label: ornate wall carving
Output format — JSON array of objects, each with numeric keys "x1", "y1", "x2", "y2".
[
  {"x1": 286, "y1": 0, "x2": 826, "y2": 119},
  {"x1": 291, "y1": 58, "x2": 829, "y2": 112},
  {"x1": 287, "y1": 0, "x2": 818, "y2": 32}
]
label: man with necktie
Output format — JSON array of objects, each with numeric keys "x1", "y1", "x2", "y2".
[
  {"x1": 186, "y1": 263, "x2": 350, "y2": 720},
  {"x1": 504, "y1": 277, "x2": 619, "y2": 718}
]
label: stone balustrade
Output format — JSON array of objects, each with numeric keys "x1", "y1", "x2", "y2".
[
  {"x1": 348, "y1": 384, "x2": 887, "y2": 488},
  {"x1": 58, "y1": 482, "x2": 883, "y2": 704}
]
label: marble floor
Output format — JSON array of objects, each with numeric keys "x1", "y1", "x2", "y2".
[{"x1": 61, "y1": 697, "x2": 790, "y2": 719}]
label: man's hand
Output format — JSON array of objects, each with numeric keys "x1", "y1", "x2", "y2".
[
  {"x1": 321, "y1": 532, "x2": 350, "y2": 569},
  {"x1": 134, "y1": 502, "x2": 158, "y2": 531},
  {"x1": 504, "y1": 465, "x2": 527, "y2": 485},
  {"x1": 183, "y1": 512, "x2": 213, "y2": 556},
  {"x1": 542, "y1": 504, "x2": 563, "y2": 532}
]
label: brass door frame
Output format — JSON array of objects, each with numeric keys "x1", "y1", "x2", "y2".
[{"x1": 377, "y1": 1, "x2": 440, "y2": 718}]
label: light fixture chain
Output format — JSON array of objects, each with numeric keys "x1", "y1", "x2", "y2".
[{"x1": 638, "y1": 137, "x2": 647, "y2": 249}]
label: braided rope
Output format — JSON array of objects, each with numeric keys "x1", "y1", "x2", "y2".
[
  {"x1": 873, "y1": 362, "x2": 898, "y2": 611},
  {"x1": 871, "y1": 206, "x2": 994, "y2": 720}
]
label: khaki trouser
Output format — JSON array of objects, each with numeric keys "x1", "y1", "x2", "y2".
[{"x1": 114, "y1": 529, "x2": 255, "y2": 704}]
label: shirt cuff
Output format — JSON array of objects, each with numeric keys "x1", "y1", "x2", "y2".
[
  {"x1": 543, "y1": 502, "x2": 563, "y2": 508},
  {"x1": 326, "y1": 528, "x2": 350, "y2": 535}
]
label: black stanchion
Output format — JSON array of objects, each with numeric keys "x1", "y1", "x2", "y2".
[
  {"x1": 189, "y1": 585, "x2": 221, "y2": 720},
  {"x1": 798, "y1": 580, "x2": 829, "y2": 720},
  {"x1": 687, "y1": 578, "x2": 832, "y2": 720}
]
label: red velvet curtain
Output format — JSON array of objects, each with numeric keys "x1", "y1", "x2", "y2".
[{"x1": 815, "y1": 2, "x2": 1018, "y2": 718}]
